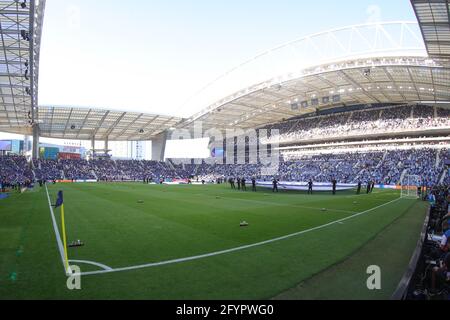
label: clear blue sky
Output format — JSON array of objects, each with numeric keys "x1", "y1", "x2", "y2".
[{"x1": 38, "y1": 0, "x2": 417, "y2": 117}]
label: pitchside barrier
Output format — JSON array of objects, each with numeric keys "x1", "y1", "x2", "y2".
[
  {"x1": 52, "y1": 180, "x2": 98, "y2": 183},
  {"x1": 256, "y1": 182, "x2": 401, "y2": 191},
  {"x1": 391, "y1": 207, "x2": 431, "y2": 300},
  {"x1": 255, "y1": 181, "x2": 357, "y2": 192}
]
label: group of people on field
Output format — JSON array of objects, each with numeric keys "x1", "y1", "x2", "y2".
[
  {"x1": 228, "y1": 177, "x2": 257, "y2": 192},
  {"x1": 227, "y1": 177, "x2": 379, "y2": 195}
]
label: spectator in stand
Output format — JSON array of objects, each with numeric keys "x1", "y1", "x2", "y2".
[
  {"x1": 431, "y1": 253, "x2": 450, "y2": 294},
  {"x1": 262, "y1": 104, "x2": 450, "y2": 145}
]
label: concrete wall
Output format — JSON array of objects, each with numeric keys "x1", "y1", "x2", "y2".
[{"x1": 152, "y1": 131, "x2": 168, "y2": 161}]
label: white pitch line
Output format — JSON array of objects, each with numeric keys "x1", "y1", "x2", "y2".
[
  {"x1": 75, "y1": 196, "x2": 404, "y2": 277},
  {"x1": 45, "y1": 185, "x2": 69, "y2": 273},
  {"x1": 69, "y1": 260, "x2": 113, "y2": 271}
]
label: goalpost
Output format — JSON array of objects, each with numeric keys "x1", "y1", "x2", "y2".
[{"x1": 401, "y1": 175, "x2": 421, "y2": 199}]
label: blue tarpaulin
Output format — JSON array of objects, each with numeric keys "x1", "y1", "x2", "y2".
[{"x1": 0, "y1": 193, "x2": 9, "y2": 200}]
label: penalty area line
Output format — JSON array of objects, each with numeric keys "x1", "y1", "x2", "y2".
[{"x1": 75, "y1": 196, "x2": 405, "y2": 277}]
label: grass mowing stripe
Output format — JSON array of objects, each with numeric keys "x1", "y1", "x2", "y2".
[
  {"x1": 214, "y1": 195, "x2": 359, "y2": 214},
  {"x1": 76, "y1": 196, "x2": 404, "y2": 277}
]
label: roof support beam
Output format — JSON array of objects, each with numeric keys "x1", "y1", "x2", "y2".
[
  {"x1": 91, "y1": 111, "x2": 111, "y2": 138},
  {"x1": 76, "y1": 109, "x2": 92, "y2": 139},
  {"x1": 108, "y1": 113, "x2": 144, "y2": 140},
  {"x1": 101, "y1": 112, "x2": 127, "y2": 140}
]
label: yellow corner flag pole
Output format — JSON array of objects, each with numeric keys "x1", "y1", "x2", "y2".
[{"x1": 60, "y1": 203, "x2": 70, "y2": 273}]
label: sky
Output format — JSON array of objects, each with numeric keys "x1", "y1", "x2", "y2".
[
  {"x1": 38, "y1": 0, "x2": 417, "y2": 117},
  {"x1": 1, "y1": 0, "x2": 418, "y2": 157}
]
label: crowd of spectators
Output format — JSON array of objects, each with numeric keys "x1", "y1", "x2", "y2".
[
  {"x1": 407, "y1": 185, "x2": 450, "y2": 299},
  {"x1": 1, "y1": 103, "x2": 449, "y2": 189},
  {"x1": 33, "y1": 159, "x2": 63, "y2": 180},
  {"x1": 1, "y1": 147, "x2": 448, "y2": 188},
  {"x1": 278, "y1": 148, "x2": 448, "y2": 186},
  {"x1": 61, "y1": 159, "x2": 96, "y2": 180},
  {"x1": 0, "y1": 155, "x2": 33, "y2": 188},
  {"x1": 261, "y1": 105, "x2": 450, "y2": 144},
  {"x1": 172, "y1": 148, "x2": 448, "y2": 187}
]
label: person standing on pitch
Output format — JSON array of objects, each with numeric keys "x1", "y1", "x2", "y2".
[
  {"x1": 366, "y1": 181, "x2": 371, "y2": 194},
  {"x1": 371, "y1": 181, "x2": 375, "y2": 193},
  {"x1": 357, "y1": 181, "x2": 362, "y2": 195},
  {"x1": 237, "y1": 178, "x2": 241, "y2": 190},
  {"x1": 308, "y1": 179, "x2": 313, "y2": 195},
  {"x1": 241, "y1": 178, "x2": 247, "y2": 191},
  {"x1": 332, "y1": 179, "x2": 337, "y2": 195},
  {"x1": 272, "y1": 178, "x2": 279, "y2": 193},
  {"x1": 252, "y1": 178, "x2": 257, "y2": 192}
]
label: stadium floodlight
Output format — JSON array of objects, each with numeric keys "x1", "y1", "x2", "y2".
[{"x1": 401, "y1": 175, "x2": 421, "y2": 199}]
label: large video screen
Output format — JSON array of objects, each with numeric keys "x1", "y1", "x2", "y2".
[{"x1": 0, "y1": 140, "x2": 12, "y2": 151}]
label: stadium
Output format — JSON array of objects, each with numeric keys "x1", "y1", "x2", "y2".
[{"x1": 0, "y1": 0, "x2": 449, "y2": 302}]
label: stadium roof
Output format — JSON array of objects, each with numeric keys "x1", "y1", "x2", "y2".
[
  {"x1": 0, "y1": 0, "x2": 44, "y2": 136},
  {"x1": 36, "y1": 106, "x2": 182, "y2": 141},
  {"x1": 178, "y1": 21, "x2": 449, "y2": 131},
  {"x1": 3, "y1": 104, "x2": 183, "y2": 141},
  {"x1": 411, "y1": 0, "x2": 450, "y2": 58},
  {"x1": 1, "y1": 2, "x2": 450, "y2": 140},
  {"x1": 179, "y1": 56, "x2": 449, "y2": 131}
]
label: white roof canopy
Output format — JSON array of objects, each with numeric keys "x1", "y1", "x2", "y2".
[
  {"x1": 37, "y1": 106, "x2": 182, "y2": 141},
  {"x1": 412, "y1": 0, "x2": 450, "y2": 58},
  {"x1": 180, "y1": 56, "x2": 449, "y2": 131}
]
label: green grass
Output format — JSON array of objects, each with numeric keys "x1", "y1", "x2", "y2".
[
  {"x1": 274, "y1": 200, "x2": 428, "y2": 300},
  {"x1": 0, "y1": 183, "x2": 426, "y2": 299}
]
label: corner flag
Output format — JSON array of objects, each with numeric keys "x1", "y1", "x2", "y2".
[
  {"x1": 55, "y1": 190, "x2": 69, "y2": 273},
  {"x1": 54, "y1": 190, "x2": 64, "y2": 208}
]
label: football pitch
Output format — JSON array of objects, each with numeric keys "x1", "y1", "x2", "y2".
[{"x1": 0, "y1": 183, "x2": 428, "y2": 300}]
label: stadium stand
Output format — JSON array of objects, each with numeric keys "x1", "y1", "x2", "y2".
[
  {"x1": 1, "y1": 103, "x2": 449, "y2": 188},
  {"x1": 0, "y1": 155, "x2": 34, "y2": 186},
  {"x1": 1, "y1": 147, "x2": 448, "y2": 188},
  {"x1": 397, "y1": 184, "x2": 450, "y2": 299},
  {"x1": 261, "y1": 104, "x2": 450, "y2": 144},
  {"x1": 2, "y1": 102, "x2": 448, "y2": 192}
]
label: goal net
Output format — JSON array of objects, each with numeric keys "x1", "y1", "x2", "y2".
[{"x1": 401, "y1": 175, "x2": 421, "y2": 199}]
